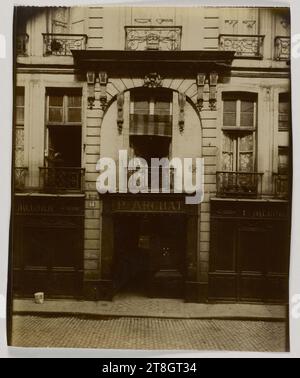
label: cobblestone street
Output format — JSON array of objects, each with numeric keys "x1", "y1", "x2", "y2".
[{"x1": 11, "y1": 315, "x2": 287, "y2": 352}]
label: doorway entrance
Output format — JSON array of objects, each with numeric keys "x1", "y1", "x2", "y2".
[{"x1": 113, "y1": 214, "x2": 186, "y2": 299}]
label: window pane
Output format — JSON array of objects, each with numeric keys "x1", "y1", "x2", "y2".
[
  {"x1": 16, "y1": 108, "x2": 24, "y2": 123},
  {"x1": 49, "y1": 95, "x2": 64, "y2": 107},
  {"x1": 223, "y1": 113, "x2": 237, "y2": 127},
  {"x1": 68, "y1": 96, "x2": 81, "y2": 107},
  {"x1": 68, "y1": 108, "x2": 82, "y2": 123},
  {"x1": 240, "y1": 100, "x2": 254, "y2": 127},
  {"x1": 49, "y1": 107, "x2": 63, "y2": 123},
  {"x1": 239, "y1": 134, "x2": 254, "y2": 172},
  {"x1": 155, "y1": 101, "x2": 170, "y2": 116},
  {"x1": 278, "y1": 147, "x2": 289, "y2": 174},
  {"x1": 279, "y1": 101, "x2": 289, "y2": 114},
  {"x1": 241, "y1": 101, "x2": 254, "y2": 113},
  {"x1": 279, "y1": 95, "x2": 290, "y2": 131},
  {"x1": 239, "y1": 134, "x2": 254, "y2": 151},
  {"x1": 134, "y1": 100, "x2": 149, "y2": 115},
  {"x1": 224, "y1": 100, "x2": 236, "y2": 113},
  {"x1": 16, "y1": 94, "x2": 24, "y2": 107},
  {"x1": 223, "y1": 100, "x2": 237, "y2": 127},
  {"x1": 239, "y1": 153, "x2": 253, "y2": 172},
  {"x1": 222, "y1": 134, "x2": 234, "y2": 171}
]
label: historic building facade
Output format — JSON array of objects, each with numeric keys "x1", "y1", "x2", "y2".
[{"x1": 12, "y1": 6, "x2": 291, "y2": 303}]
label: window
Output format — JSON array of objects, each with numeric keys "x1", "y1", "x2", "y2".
[
  {"x1": 278, "y1": 147, "x2": 289, "y2": 175},
  {"x1": 222, "y1": 93, "x2": 257, "y2": 172},
  {"x1": 47, "y1": 90, "x2": 82, "y2": 125},
  {"x1": 223, "y1": 93, "x2": 256, "y2": 130},
  {"x1": 15, "y1": 87, "x2": 25, "y2": 167},
  {"x1": 46, "y1": 89, "x2": 82, "y2": 168},
  {"x1": 278, "y1": 93, "x2": 290, "y2": 132},
  {"x1": 130, "y1": 89, "x2": 172, "y2": 138}
]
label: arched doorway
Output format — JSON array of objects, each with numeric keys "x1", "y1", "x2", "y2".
[{"x1": 99, "y1": 85, "x2": 202, "y2": 301}]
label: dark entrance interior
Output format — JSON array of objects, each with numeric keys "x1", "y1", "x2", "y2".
[{"x1": 113, "y1": 214, "x2": 186, "y2": 299}]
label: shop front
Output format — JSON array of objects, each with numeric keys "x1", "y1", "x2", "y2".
[
  {"x1": 98, "y1": 194, "x2": 199, "y2": 302},
  {"x1": 13, "y1": 195, "x2": 85, "y2": 298}
]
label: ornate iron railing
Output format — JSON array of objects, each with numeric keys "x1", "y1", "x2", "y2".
[
  {"x1": 219, "y1": 34, "x2": 265, "y2": 58},
  {"x1": 216, "y1": 171, "x2": 263, "y2": 198},
  {"x1": 273, "y1": 173, "x2": 289, "y2": 200},
  {"x1": 39, "y1": 167, "x2": 85, "y2": 193},
  {"x1": 16, "y1": 34, "x2": 29, "y2": 56},
  {"x1": 42, "y1": 33, "x2": 88, "y2": 56},
  {"x1": 14, "y1": 167, "x2": 29, "y2": 191},
  {"x1": 125, "y1": 26, "x2": 182, "y2": 51},
  {"x1": 275, "y1": 37, "x2": 290, "y2": 61}
]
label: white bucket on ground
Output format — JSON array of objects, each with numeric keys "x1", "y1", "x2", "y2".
[{"x1": 34, "y1": 292, "x2": 44, "y2": 304}]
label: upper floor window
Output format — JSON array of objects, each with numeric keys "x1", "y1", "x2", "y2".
[
  {"x1": 16, "y1": 87, "x2": 25, "y2": 125},
  {"x1": 278, "y1": 93, "x2": 291, "y2": 132},
  {"x1": 47, "y1": 89, "x2": 82, "y2": 125},
  {"x1": 130, "y1": 89, "x2": 173, "y2": 138},
  {"x1": 222, "y1": 93, "x2": 257, "y2": 173},
  {"x1": 15, "y1": 87, "x2": 25, "y2": 169},
  {"x1": 223, "y1": 93, "x2": 256, "y2": 130}
]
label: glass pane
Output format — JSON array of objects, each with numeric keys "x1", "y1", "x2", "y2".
[
  {"x1": 222, "y1": 134, "x2": 234, "y2": 171},
  {"x1": 224, "y1": 100, "x2": 236, "y2": 113},
  {"x1": 239, "y1": 134, "x2": 254, "y2": 151},
  {"x1": 279, "y1": 100, "x2": 289, "y2": 114},
  {"x1": 49, "y1": 107, "x2": 63, "y2": 122},
  {"x1": 222, "y1": 133, "x2": 234, "y2": 152},
  {"x1": 278, "y1": 148, "x2": 289, "y2": 174},
  {"x1": 239, "y1": 152, "x2": 253, "y2": 172},
  {"x1": 222, "y1": 152, "x2": 233, "y2": 171},
  {"x1": 68, "y1": 96, "x2": 82, "y2": 107},
  {"x1": 223, "y1": 113, "x2": 237, "y2": 127},
  {"x1": 134, "y1": 100, "x2": 149, "y2": 115},
  {"x1": 241, "y1": 100, "x2": 254, "y2": 113},
  {"x1": 68, "y1": 108, "x2": 82, "y2": 122},
  {"x1": 155, "y1": 101, "x2": 170, "y2": 116},
  {"x1": 240, "y1": 112, "x2": 254, "y2": 127},
  {"x1": 16, "y1": 107, "x2": 24, "y2": 123},
  {"x1": 16, "y1": 94, "x2": 24, "y2": 107},
  {"x1": 49, "y1": 95, "x2": 63, "y2": 107}
]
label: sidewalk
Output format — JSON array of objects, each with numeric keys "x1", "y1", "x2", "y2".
[{"x1": 13, "y1": 294, "x2": 287, "y2": 321}]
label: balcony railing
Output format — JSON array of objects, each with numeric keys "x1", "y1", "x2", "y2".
[
  {"x1": 275, "y1": 37, "x2": 290, "y2": 61},
  {"x1": 39, "y1": 167, "x2": 85, "y2": 193},
  {"x1": 16, "y1": 34, "x2": 29, "y2": 56},
  {"x1": 219, "y1": 34, "x2": 264, "y2": 59},
  {"x1": 125, "y1": 26, "x2": 182, "y2": 51},
  {"x1": 42, "y1": 33, "x2": 88, "y2": 56},
  {"x1": 274, "y1": 174, "x2": 289, "y2": 200},
  {"x1": 14, "y1": 167, "x2": 28, "y2": 192},
  {"x1": 216, "y1": 171, "x2": 263, "y2": 198}
]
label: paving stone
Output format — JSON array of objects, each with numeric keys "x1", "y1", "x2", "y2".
[{"x1": 11, "y1": 315, "x2": 287, "y2": 352}]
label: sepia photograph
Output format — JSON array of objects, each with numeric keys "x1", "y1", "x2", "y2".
[{"x1": 8, "y1": 4, "x2": 292, "y2": 352}]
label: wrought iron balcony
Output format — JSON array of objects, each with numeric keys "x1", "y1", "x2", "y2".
[
  {"x1": 216, "y1": 171, "x2": 263, "y2": 198},
  {"x1": 275, "y1": 37, "x2": 290, "y2": 61},
  {"x1": 125, "y1": 26, "x2": 182, "y2": 51},
  {"x1": 274, "y1": 173, "x2": 289, "y2": 200},
  {"x1": 39, "y1": 167, "x2": 85, "y2": 193},
  {"x1": 42, "y1": 33, "x2": 88, "y2": 56},
  {"x1": 14, "y1": 167, "x2": 29, "y2": 192},
  {"x1": 219, "y1": 34, "x2": 264, "y2": 59},
  {"x1": 16, "y1": 34, "x2": 29, "y2": 56}
]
